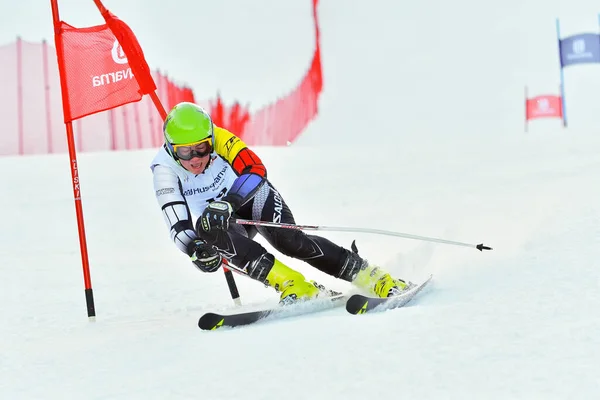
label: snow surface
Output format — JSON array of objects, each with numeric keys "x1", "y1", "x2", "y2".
[
  {"x1": 3, "y1": 136, "x2": 600, "y2": 399},
  {"x1": 2, "y1": 0, "x2": 600, "y2": 399}
]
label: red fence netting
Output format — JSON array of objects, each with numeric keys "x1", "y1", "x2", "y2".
[
  {"x1": 1, "y1": 0, "x2": 323, "y2": 154},
  {"x1": 0, "y1": 37, "x2": 194, "y2": 156}
]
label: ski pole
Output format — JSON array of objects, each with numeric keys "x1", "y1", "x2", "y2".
[
  {"x1": 221, "y1": 261, "x2": 242, "y2": 306},
  {"x1": 233, "y1": 218, "x2": 493, "y2": 251},
  {"x1": 222, "y1": 260, "x2": 249, "y2": 276}
]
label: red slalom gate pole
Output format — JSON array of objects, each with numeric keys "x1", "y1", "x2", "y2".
[{"x1": 50, "y1": 0, "x2": 96, "y2": 319}]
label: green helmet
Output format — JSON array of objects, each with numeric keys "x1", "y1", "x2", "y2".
[{"x1": 163, "y1": 102, "x2": 214, "y2": 160}]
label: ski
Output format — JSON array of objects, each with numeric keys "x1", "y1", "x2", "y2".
[
  {"x1": 199, "y1": 275, "x2": 433, "y2": 328},
  {"x1": 345, "y1": 274, "x2": 433, "y2": 315},
  {"x1": 198, "y1": 293, "x2": 346, "y2": 330}
]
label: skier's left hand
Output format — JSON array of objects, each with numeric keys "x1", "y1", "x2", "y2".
[
  {"x1": 200, "y1": 200, "x2": 233, "y2": 232},
  {"x1": 189, "y1": 241, "x2": 222, "y2": 272}
]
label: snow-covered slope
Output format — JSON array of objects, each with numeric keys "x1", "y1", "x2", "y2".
[{"x1": 2, "y1": 0, "x2": 600, "y2": 398}]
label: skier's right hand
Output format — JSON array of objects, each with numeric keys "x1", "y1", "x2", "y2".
[{"x1": 189, "y1": 240, "x2": 222, "y2": 273}]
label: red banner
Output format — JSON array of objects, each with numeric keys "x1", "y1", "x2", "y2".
[
  {"x1": 56, "y1": 22, "x2": 144, "y2": 122},
  {"x1": 98, "y1": 7, "x2": 157, "y2": 97},
  {"x1": 526, "y1": 95, "x2": 563, "y2": 120}
]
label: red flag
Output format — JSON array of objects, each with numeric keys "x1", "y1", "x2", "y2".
[
  {"x1": 96, "y1": 8, "x2": 157, "y2": 97},
  {"x1": 56, "y1": 22, "x2": 143, "y2": 122},
  {"x1": 526, "y1": 95, "x2": 563, "y2": 120}
]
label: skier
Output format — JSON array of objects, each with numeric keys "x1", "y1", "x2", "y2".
[{"x1": 151, "y1": 102, "x2": 412, "y2": 304}]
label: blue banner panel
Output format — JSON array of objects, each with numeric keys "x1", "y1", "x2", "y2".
[{"x1": 559, "y1": 33, "x2": 600, "y2": 67}]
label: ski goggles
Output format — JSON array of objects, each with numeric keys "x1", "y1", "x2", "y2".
[{"x1": 172, "y1": 138, "x2": 213, "y2": 160}]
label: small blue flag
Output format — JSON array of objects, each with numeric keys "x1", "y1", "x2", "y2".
[{"x1": 559, "y1": 33, "x2": 600, "y2": 67}]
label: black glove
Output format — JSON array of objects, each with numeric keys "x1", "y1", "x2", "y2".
[
  {"x1": 189, "y1": 240, "x2": 222, "y2": 273},
  {"x1": 200, "y1": 200, "x2": 233, "y2": 233}
]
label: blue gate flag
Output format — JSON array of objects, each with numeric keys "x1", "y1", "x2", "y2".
[{"x1": 559, "y1": 33, "x2": 600, "y2": 67}]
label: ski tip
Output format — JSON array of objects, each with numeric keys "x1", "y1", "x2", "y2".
[
  {"x1": 345, "y1": 295, "x2": 368, "y2": 315},
  {"x1": 198, "y1": 313, "x2": 224, "y2": 331},
  {"x1": 476, "y1": 243, "x2": 493, "y2": 251}
]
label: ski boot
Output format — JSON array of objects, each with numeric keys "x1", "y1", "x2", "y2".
[
  {"x1": 341, "y1": 242, "x2": 413, "y2": 298},
  {"x1": 352, "y1": 261, "x2": 414, "y2": 298},
  {"x1": 265, "y1": 258, "x2": 325, "y2": 305}
]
